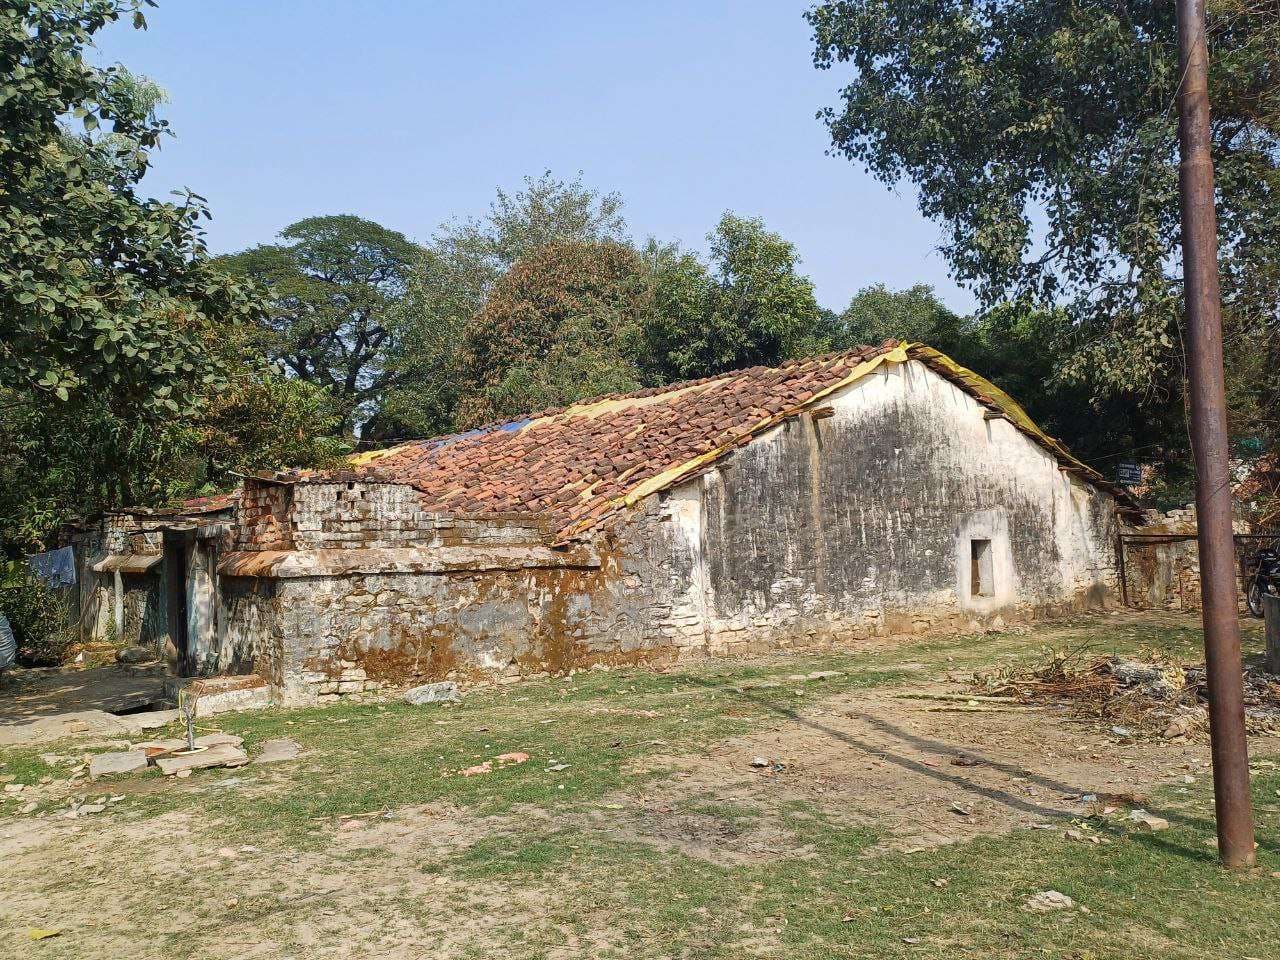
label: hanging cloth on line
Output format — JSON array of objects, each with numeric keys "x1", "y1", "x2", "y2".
[{"x1": 27, "y1": 546, "x2": 76, "y2": 587}]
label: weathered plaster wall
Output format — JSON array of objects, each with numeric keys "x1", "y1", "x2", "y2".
[
  {"x1": 683, "y1": 359, "x2": 1120, "y2": 651},
  {"x1": 219, "y1": 577, "x2": 283, "y2": 685}
]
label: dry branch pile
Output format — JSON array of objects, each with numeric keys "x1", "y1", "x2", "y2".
[{"x1": 972, "y1": 648, "x2": 1280, "y2": 738}]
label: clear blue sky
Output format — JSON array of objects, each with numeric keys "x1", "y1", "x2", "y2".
[{"x1": 95, "y1": 0, "x2": 974, "y2": 314}]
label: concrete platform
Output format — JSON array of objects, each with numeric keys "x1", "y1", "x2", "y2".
[{"x1": 0, "y1": 664, "x2": 174, "y2": 746}]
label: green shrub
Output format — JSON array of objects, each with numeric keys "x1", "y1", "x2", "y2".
[{"x1": 0, "y1": 572, "x2": 75, "y2": 667}]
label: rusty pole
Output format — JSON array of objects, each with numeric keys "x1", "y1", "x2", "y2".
[{"x1": 1175, "y1": 0, "x2": 1256, "y2": 868}]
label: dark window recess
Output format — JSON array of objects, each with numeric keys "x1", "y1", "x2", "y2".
[{"x1": 970, "y1": 539, "x2": 994, "y2": 597}]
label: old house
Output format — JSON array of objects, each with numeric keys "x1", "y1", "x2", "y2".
[{"x1": 192, "y1": 341, "x2": 1137, "y2": 702}]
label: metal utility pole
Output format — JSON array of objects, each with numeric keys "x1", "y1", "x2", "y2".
[{"x1": 1175, "y1": 0, "x2": 1256, "y2": 868}]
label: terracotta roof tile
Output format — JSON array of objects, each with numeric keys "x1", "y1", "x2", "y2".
[
  {"x1": 296, "y1": 340, "x2": 1134, "y2": 541},
  {"x1": 312, "y1": 343, "x2": 897, "y2": 542}
]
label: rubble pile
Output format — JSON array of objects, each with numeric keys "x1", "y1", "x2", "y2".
[{"x1": 974, "y1": 649, "x2": 1280, "y2": 737}]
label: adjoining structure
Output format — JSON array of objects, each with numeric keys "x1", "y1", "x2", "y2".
[
  {"x1": 66, "y1": 494, "x2": 235, "y2": 671},
  {"x1": 188, "y1": 341, "x2": 1137, "y2": 702}
]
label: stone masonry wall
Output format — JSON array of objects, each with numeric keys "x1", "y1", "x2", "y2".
[
  {"x1": 1121, "y1": 504, "x2": 1252, "y2": 611},
  {"x1": 238, "y1": 497, "x2": 693, "y2": 704}
]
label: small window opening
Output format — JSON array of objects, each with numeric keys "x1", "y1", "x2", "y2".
[{"x1": 970, "y1": 539, "x2": 994, "y2": 597}]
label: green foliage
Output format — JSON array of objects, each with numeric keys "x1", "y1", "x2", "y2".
[
  {"x1": 0, "y1": 357, "x2": 348, "y2": 555},
  {"x1": 215, "y1": 215, "x2": 421, "y2": 434},
  {"x1": 0, "y1": 0, "x2": 260, "y2": 413},
  {"x1": 434, "y1": 170, "x2": 629, "y2": 304},
  {"x1": 0, "y1": 388, "x2": 203, "y2": 552},
  {"x1": 455, "y1": 240, "x2": 649, "y2": 427},
  {"x1": 836, "y1": 283, "x2": 970, "y2": 357},
  {"x1": 0, "y1": 571, "x2": 74, "y2": 666},
  {"x1": 367, "y1": 173, "x2": 634, "y2": 439},
  {"x1": 641, "y1": 213, "x2": 826, "y2": 382},
  {"x1": 195, "y1": 364, "x2": 350, "y2": 478},
  {"x1": 807, "y1": 0, "x2": 1280, "y2": 400}
]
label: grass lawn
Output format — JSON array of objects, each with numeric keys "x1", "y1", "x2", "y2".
[{"x1": 1, "y1": 611, "x2": 1277, "y2": 959}]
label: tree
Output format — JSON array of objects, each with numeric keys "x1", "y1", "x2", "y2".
[
  {"x1": 436, "y1": 170, "x2": 629, "y2": 303},
  {"x1": 365, "y1": 172, "x2": 631, "y2": 440},
  {"x1": 837, "y1": 284, "x2": 971, "y2": 358},
  {"x1": 807, "y1": 0, "x2": 1280, "y2": 398},
  {"x1": 194, "y1": 364, "x2": 348, "y2": 482},
  {"x1": 454, "y1": 240, "x2": 650, "y2": 427},
  {"x1": 0, "y1": 0, "x2": 259, "y2": 413},
  {"x1": 642, "y1": 213, "x2": 826, "y2": 382},
  {"x1": 216, "y1": 215, "x2": 421, "y2": 434},
  {"x1": 0, "y1": 338, "x2": 347, "y2": 556}
]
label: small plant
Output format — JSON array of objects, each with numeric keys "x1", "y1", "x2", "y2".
[{"x1": 0, "y1": 571, "x2": 75, "y2": 667}]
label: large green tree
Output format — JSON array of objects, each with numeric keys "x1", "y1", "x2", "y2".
[
  {"x1": 454, "y1": 240, "x2": 650, "y2": 428},
  {"x1": 807, "y1": 0, "x2": 1280, "y2": 399},
  {"x1": 642, "y1": 213, "x2": 827, "y2": 382},
  {"x1": 216, "y1": 215, "x2": 421, "y2": 434},
  {"x1": 0, "y1": 0, "x2": 258, "y2": 412},
  {"x1": 366, "y1": 172, "x2": 631, "y2": 440},
  {"x1": 837, "y1": 283, "x2": 971, "y2": 357}
]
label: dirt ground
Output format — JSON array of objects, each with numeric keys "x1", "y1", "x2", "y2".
[
  {"x1": 0, "y1": 612, "x2": 1274, "y2": 959},
  {"x1": 597, "y1": 679, "x2": 1223, "y2": 860}
]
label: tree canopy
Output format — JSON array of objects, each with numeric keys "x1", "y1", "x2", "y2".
[
  {"x1": 807, "y1": 0, "x2": 1280, "y2": 400},
  {"x1": 0, "y1": 0, "x2": 259, "y2": 414},
  {"x1": 215, "y1": 215, "x2": 421, "y2": 434},
  {"x1": 836, "y1": 284, "x2": 969, "y2": 358},
  {"x1": 642, "y1": 213, "x2": 826, "y2": 382},
  {"x1": 454, "y1": 240, "x2": 649, "y2": 427}
]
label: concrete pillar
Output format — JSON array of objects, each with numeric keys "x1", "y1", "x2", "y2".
[{"x1": 113, "y1": 569, "x2": 123, "y2": 641}]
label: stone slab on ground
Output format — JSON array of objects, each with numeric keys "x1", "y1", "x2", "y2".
[
  {"x1": 155, "y1": 743, "x2": 250, "y2": 776},
  {"x1": 403, "y1": 681, "x2": 461, "y2": 705},
  {"x1": 136, "y1": 733, "x2": 244, "y2": 756},
  {"x1": 254, "y1": 738, "x2": 303, "y2": 764},
  {"x1": 89, "y1": 750, "x2": 148, "y2": 779}
]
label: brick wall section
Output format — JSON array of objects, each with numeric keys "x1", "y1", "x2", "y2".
[
  {"x1": 1122, "y1": 504, "x2": 1252, "y2": 611},
  {"x1": 235, "y1": 482, "x2": 295, "y2": 550},
  {"x1": 234, "y1": 479, "x2": 550, "y2": 552}
]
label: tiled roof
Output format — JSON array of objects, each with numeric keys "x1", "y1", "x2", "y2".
[
  {"x1": 303, "y1": 341, "x2": 1133, "y2": 544},
  {"x1": 335, "y1": 343, "x2": 897, "y2": 542}
]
